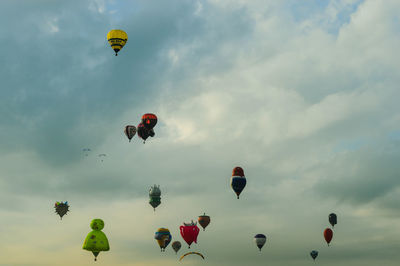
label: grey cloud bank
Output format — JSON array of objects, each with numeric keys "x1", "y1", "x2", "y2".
[{"x1": 0, "y1": 0, "x2": 399, "y2": 265}]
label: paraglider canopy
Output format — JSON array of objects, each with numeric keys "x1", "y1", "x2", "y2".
[
  {"x1": 82, "y1": 148, "x2": 91, "y2": 156},
  {"x1": 179, "y1": 252, "x2": 205, "y2": 261},
  {"x1": 107, "y1": 29, "x2": 128, "y2": 56},
  {"x1": 98, "y1": 154, "x2": 106, "y2": 162}
]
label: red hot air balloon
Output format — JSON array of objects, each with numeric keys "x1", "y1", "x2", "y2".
[
  {"x1": 324, "y1": 228, "x2": 333, "y2": 246},
  {"x1": 142, "y1": 113, "x2": 157, "y2": 130},
  {"x1": 232, "y1": 167, "x2": 244, "y2": 177},
  {"x1": 180, "y1": 221, "x2": 200, "y2": 248},
  {"x1": 137, "y1": 123, "x2": 151, "y2": 143}
]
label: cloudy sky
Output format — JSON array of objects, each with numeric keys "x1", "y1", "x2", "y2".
[{"x1": 0, "y1": 0, "x2": 399, "y2": 265}]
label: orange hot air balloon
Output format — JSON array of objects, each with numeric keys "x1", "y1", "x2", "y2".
[
  {"x1": 198, "y1": 213, "x2": 210, "y2": 231},
  {"x1": 324, "y1": 228, "x2": 333, "y2": 246}
]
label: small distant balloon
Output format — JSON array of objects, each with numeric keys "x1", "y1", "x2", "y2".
[
  {"x1": 198, "y1": 213, "x2": 210, "y2": 231},
  {"x1": 172, "y1": 241, "x2": 181, "y2": 254},
  {"x1": 149, "y1": 185, "x2": 161, "y2": 211},
  {"x1": 310, "y1": 250, "x2": 318, "y2": 260},
  {"x1": 124, "y1": 125, "x2": 136, "y2": 142},
  {"x1": 254, "y1": 234, "x2": 266, "y2": 251},
  {"x1": 54, "y1": 201, "x2": 70, "y2": 220},
  {"x1": 329, "y1": 213, "x2": 337, "y2": 228}
]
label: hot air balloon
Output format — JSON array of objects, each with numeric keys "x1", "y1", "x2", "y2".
[
  {"x1": 310, "y1": 250, "x2": 318, "y2": 261},
  {"x1": 230, "y1": 166, "x2": 246, "y2": 199},
  {"x1": 179, "y1": 252, "x2": 205, "y2": 261},
  {"x1": 54, "y1": 201, "x2": 70, "y2": 220},
  {"x1": 254, "y1": 234, "x2": 266, "y2": 251},
  {"x1": 324, "y1": 228, "x2": 333, "y2": 246},
  {"x1": 329, "y1": 213, "x2": 337, "y2": 228},
  {"x1": 142, "y1": 113, "x2": 158, "y2": 130},
  {"x1": 124, "y1": 125, "x2": 136, "y2": 142},
  {"x1": 155, "y1": 228, "x2": 172, "y2": 252},
  {"x1": 172, "y1": 241, "x2": 181, "y2": 254},
  {"x1": 198, "y1": 213, "x2": 210, "y2": 231},
  {"x1": 98, "y1": 154, "x2": 106, "y2": 162},
  {"x1": 107, "y1": 29, "x2": 128, "y2": 56},
  {"x1": 82, "y1": 219, "x2": 110, "y2": 261},
  {"x1": 149, "y1": 185, "x2": 161, "y2": 211},
  {"x1": 180, "y1": 221, "x2": 200, "y2": 248},
  {"x1": 137, "y1": 123, "x2": 151, "y2": 143}
]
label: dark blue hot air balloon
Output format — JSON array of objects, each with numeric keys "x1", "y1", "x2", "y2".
[
  {"x1": 310, "y1": 250, "x2": 318, "y2": 260},
  {"x1": 329, "y1": 213, "x2": 337, "y2": 228},
  {"x1": 254, "y1": 234, "x2": 266, "y2": 251}
]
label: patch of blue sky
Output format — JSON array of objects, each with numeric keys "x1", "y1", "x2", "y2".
[
  {"x1": 387, "y1": 130, "x2": 400, "y2": 140},
  {"x1": 105, "y1": 0, "x2": 142, "y2": 24},
  {"x1": 284, "y1": 0, "x2": 364, "y2": 35}
]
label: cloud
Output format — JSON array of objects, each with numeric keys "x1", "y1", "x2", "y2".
[{"x1": 1, "y1": 0, "x2": 400, "y2": 265}]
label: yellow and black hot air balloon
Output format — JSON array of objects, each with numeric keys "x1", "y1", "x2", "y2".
[{"x1": 107, "y1": 30, "x2": 128, "y2": 56}]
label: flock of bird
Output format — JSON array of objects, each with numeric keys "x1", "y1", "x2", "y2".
[{"x1": 52, "y1": 29, "x2": 340, "y2": 263}]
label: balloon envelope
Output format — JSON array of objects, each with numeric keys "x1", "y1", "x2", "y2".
[
  {"x1": 155, "y1": 228, "x2": 171, "y2": 251},
  {"x1": 124, "y1": 125, "x2": 136, "y2": 142},
  {"x1": 107, "y1": 29, "x2": 128, "y2": 55},
  {"x1": 198, "y1": 213, "x2": 210, "y2": 231},
  {"x1": 172, "y1": 241, "x2": 181, "y2": 254},
  {"x1": 137, "y1": 123, "x2": 151, "y2": 143},
  {"x1": 142, "y1": 113, "x2": 158, "y2": 130},
  {"x1": 254, "y1": 234, "x2": 266, "y2": 251},
  {"x1": 82, "y1": 219, "x2": 109, "y2": 261},
  {"x1": 329, "y1": 213, "x2": 337, "y2": 227},
  {"x1": 180, "y1": 221, "x2": 200, "y2": 248},
  {"x1": 310, "y1": 250, "x2": 318, "y2": 260},
  {"x1": 54, "y1": 202, "x2": 69, "y2": 219},
  {"x1": 324, "y1": 228, "x2": 333, "y2": 245}
]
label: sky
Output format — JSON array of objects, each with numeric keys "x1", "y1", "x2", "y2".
[{"x1": 0, "y1": 0, "x2": 399, "y2": 265}]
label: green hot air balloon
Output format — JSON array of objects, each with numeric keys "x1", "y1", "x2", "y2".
[
  {"x1": 83, "y1": 219, "x2": 110, "y2": 261},
  {"x1": 149, "y1": 185, "x2": 161, "y2": 211}
]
